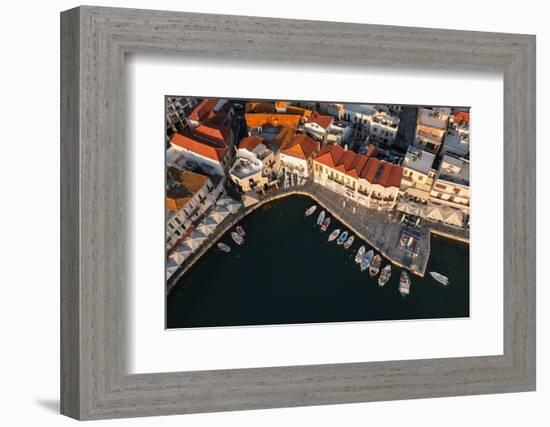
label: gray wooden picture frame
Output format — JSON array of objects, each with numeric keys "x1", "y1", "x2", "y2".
[{"x1": 60, "y1": 5, "x2": 536, "y2": 420}]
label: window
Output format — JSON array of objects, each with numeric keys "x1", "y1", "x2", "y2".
[
  {"x1": 174, "y1": 217, "x2": 182, "y2": 225},
  {"x1": 168, "y1": 223, "x2": 175, "y2": 230}
]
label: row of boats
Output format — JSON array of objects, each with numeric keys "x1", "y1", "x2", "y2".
[
  {"x1": 306, "y1": 204, "x2": 450, "y2": 296},
  {"x1": 216, "y1": 225, "x2": 246, "y2": 252}
]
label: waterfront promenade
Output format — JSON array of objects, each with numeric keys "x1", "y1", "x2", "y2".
[{"x1": 167, "y1": 179, "x2": 469, "y2": 295}]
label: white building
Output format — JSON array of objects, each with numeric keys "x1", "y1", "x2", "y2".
[
  {"x1": 303, "y1": 112, "x2": 334, "y2": 142},
  {"x1": 229, "y1": 136, "x2": 280, "y2": 192},
  {"x1": 441, "y1": 112, "x2": 470, "y2": 158},
  {"x1": 400, "y1": 146, "x2": 436, "y2": 202},
  {"x1": 166, "y1": 167, "x2": 225, "y2": 249},
  {"x1": 429, "y1": 155, "x2": 470, "y2": 212},
  {"x1": 170, "y1": 132, "x2": 231, "y2": 176},
  {"x1": 414, "y1": 107, "x2": 449, "y2": 153},
  {"x1": 368, "y1": 110, "x2": 400, "y2": 146},
  {"x1": 326, "y1": 120, "x2": 352, "y2": 145},
  {"x1": 313, "y1": 144, "x2": 403, "y2": 211}
]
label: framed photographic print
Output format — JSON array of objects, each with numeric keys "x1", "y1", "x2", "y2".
[{"x1": 61, "y1": 6, "x2": 536, "y2": 420}]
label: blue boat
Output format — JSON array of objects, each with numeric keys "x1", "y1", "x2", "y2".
[
  {"x1": 360, "y1": 250, "x2": 374, "y2": 272},
  {"x1": 336, "y1": 231, "x2": 348, "y2": 245}
]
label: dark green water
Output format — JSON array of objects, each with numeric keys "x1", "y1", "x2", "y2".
[{"x1": 167, "y1": 195, "x2": 469, "y2": 329}]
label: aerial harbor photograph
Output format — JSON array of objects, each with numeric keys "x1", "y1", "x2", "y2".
[{"x1": 165, "y1": 97, "x2": 470, "y2": 329}]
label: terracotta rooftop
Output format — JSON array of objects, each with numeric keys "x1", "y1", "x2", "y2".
[
  {"x1": 245, "y1": 113, "x2": 303, "y2": 129},
  {"x1": 314, "y1": 145, "x2": 402, "y2": 188},
  {"x1": 239, "y1": 135, "x2": 265, "y2": 152},
  {"x1": 307, "y1": 112, "x2": 334, "y2": 130},
  {"x1": 193, "y1": 123, "x2": 231, "y2": 147},
  {"x1": 166, "y1": 166, "x2": 209, "y2": 212},
  {"x1": 453, "y1": 111, "x2": 470, "y2": 124},
  {"x1": 170, "y1": 132, "x2": 228, "y2": 162},
  {"x1": 281, "y1": 134, "x2": 319, "y2": 160},
  {"x1": 188, "y1": 99, "x2": 220, "y2": 122}
]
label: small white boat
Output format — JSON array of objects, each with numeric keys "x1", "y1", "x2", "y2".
[
  {"x1": 369, "y1": 254, "x2": 382, "y2": 277},
  {"x1": 321, "y1": 217, "x2": 331, "y2": 232},
  {"x1": 336, "y1": 231, "x2": 348, "y2": 245},
  {"x1": 305, "y1": 205, "x2": 317, "y2": 216},
  {"x1": 328, "y1": 229, "x2": 341, "y2": 242},
  {"x1": 360, "y1": 250, "x2": 374, "y2": 271},
  {"x1": 343, "y1": 235, "x2": 355, "y2": 249},
  {"x1": 236, "y1": 225, "x2": 245, "y2": 237},
  {"x1": 378, "y1": 264, "x2": 391, "y2": 286},
  {"x1": 399, "y1": 270, "x2": 411, "y2": 297},
  {"x1": 355, "y1": 246, "x2": 365, "y2": 263},
  {"x1": 430, "y1": 271, "x2": 450, "y2": 286},
  {"x1": 317, "y1": 210, "x2": 326, "y2": 225},
  {"x1": 217, "y1": 242, "x2": 231, "y2": 252},
  {"x1": 231, "y1": 232, "x2": 244, "y2": 245}
]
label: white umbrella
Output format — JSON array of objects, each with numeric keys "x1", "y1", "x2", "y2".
[
  {"x1": 211, "y1": 206, "x2": 230, "y2": 220},
  {"x1": 203, "y1": 215, "x2": 219, "y2": 226},
  {"x1": 174, "y1": 242, "x2": 193, "y2": 257},
  {"x1": 424, "y1": 205, "x2": 444, "y2": 222},
  {"x1": 208, "y1": 210, "x2": 225, "y2": 224},
  {"x1": 225, "y1": 200, "x2": 242, "y2": 214},
  {"x1": 196, "y1": 222, "x2": 215, "y2": 236},
  {"x1": 443, "y1": 209, "x2": 463, "y2": 227}
]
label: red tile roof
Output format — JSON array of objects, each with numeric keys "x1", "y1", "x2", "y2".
[
  {"x1": 314, "y1": 144, "x2": 402, "y2": 188},
  {"x1": 307, "y1": 112, "x2": 333, "y2": 130},
  {"x1": 170, "y1": 133, "x2": 228, "y2": 162},
  {"x1": 281, "y1": 134, "x2": 319, "y2": 160},
  {"x1": 188, "y1": 99, "x2": 220, "y2": 122},
  {"x1": 314, "y1": 144, "x2": 346, "y2": 168},
  {"x1": 193, "y1": 123, "x2": 231, "y2": 147},
  {"x1": 239, "y1": 135, "x2": 264, "y2": 152},
  {"x1": 453, "y1": 111, "x2": 470, "y2": 124},
  {"x1": 388, "y1": 164, "x2": 403, "y2": 188}
]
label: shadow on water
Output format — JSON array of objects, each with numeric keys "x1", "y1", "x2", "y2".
[{"x1": 167, "y1": 195, "x2": 469, "y2": 329}]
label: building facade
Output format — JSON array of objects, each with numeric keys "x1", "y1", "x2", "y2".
[
  {"x1": 279, "y1": 134, "x2": 320, "y2": 178},
  {"x1": 166, "y1": 167, "x2": 225, "y2": 249},
  {"x1": 229, "y1": 136, "x2": 281, "y2": 193},
  {"x1": 400, "y1": 146, "x2": 436, "y2": 202},
  {"x1": 414, "y1": 107, "x2": 449, "y2": 153},
  {"x1": 313, "y1": 144, "x2": 403, "y2": 211},
  {"x1": 429, "y1": 155, "x2": 470, "y2": 212},
  {"x1": 170, "y1": 132, "x2": 231, "y2": 176}
]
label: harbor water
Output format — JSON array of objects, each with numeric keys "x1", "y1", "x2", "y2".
[{"x1": 167, "y1": 195, "x2": 469, "y2": 329}]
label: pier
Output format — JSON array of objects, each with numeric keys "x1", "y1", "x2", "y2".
[{"x1": 167, "y1": 180, "x2": 469, "y2": 295}]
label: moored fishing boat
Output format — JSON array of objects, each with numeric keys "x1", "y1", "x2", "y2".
[
  {"x1": 231, "y1": 231, "x2": 244, "y2": 245},
  {"x1": 320, "y1": 217, "x2": 331, "y2": 231},
  {"x1": 336, "y1": 231, "x2": 348, "y2": 245},
  {"x1": 378, "y1": 264, "x2": 391, "y2": 286},
  {"x1": 217, "y1": 242, "x2": 231, "y2": 252},
  {"x1": 355, "y1": 245, "x2": 365, "y2": 263},
  {"x1": 305, "y1": 205, "x2": 317, "y2": 216},
  {"x1": 343, "y1": 235, "x2": 354, "y2": 249},
  {"x1": 369, "y1": 254, "x2": 382, "y2": 277},
  {"x1": 399, "y1": 270, "x2": 411, "y2": 297},
  {"x1": 317, "y1": 210, "x2": 325, "y2": 225},
  {"x1": 328, "y1": 228, "x2": 340, "y2": 242},
  {"x1": 429, "y1": 271, "x2": 450, "y2": 286},
  {"x1": 360, "y1": 250, "x2": 374, "y2": 272},
  {"x1": 236, "y1": 226, "x2": 245, "y2": 237}
]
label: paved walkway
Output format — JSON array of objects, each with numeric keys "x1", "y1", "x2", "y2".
[{"x1": 167, "y1": 179, "x2": 469, "y2": 294}]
